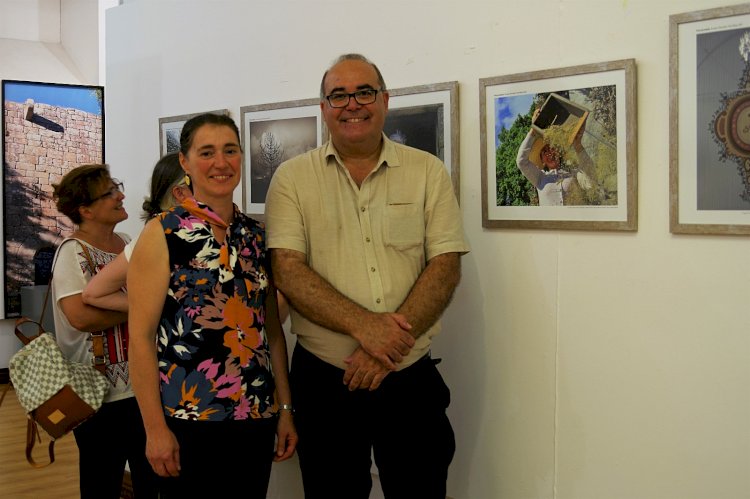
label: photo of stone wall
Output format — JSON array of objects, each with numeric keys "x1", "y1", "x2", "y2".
[{"x1": 2, "y1": 81, "x2": 103, "y2": 318}]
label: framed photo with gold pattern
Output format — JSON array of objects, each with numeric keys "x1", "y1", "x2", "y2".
[{"x1": 670, "y1": 3, "x2": 750, "y2": 234}]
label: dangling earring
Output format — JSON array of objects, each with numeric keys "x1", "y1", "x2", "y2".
[{"x1": 184, "y1": 174, "x2": 191, "y2": 186}]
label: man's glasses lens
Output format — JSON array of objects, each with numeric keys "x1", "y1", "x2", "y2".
[{"x1": 327, "y1": 89, "x2": 379, "y2": 108}]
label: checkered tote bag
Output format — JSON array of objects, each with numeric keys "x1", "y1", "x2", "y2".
[{"x1": 9, "y1": 319, "x2": 109, "y2": 461}]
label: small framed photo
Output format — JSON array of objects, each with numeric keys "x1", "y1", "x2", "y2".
[
  {"x1": 158, "y1": 109, "x2": 229, "y2": 156},
  {"x1": 480, "y1": 59, "x2": 637, "y2": 231},
  {"x1": 670, "y1": 4, "x2": 750, "y2": 235},
  {"x1": 386, "y1": 81, "x2": 460, "y2": 201},
  {"x1": 240, "y1": 98, "x2": 323, "y2": 215},
  {"x1": 2, "y1": 79, "x2": 104, "y2": 318}
]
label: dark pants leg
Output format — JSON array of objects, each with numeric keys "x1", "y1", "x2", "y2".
[
  {"x1": 373, "y1": 356, "x2": 455, "y2": 499},
  {"x1": 73, "y1": 397, "x2": 158, "y2": 499},
  {"x1": 158, "y1": 417, "x2": 276, "y2": 499},
  {"x1": 291, "y1": 345, "x2": 374, "y2": 499},
  {"x1": 291, "y1": 344, "x2": 455, "y2": 499}
]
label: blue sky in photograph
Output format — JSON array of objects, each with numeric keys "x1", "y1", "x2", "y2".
[
  {"x1": 494, "y1": 93, "x2": 534, "y2": 148},
  {"x1": 3, "y1": 81, "x2": 102, "y2": 115}
]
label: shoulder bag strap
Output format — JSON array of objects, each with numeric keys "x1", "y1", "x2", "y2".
[
  {"x1": 14, "y1": 317, "x2": 45, "y2": 346},
  {"x1": 77, "y1": 243, "x2": 107, "y2": 375},
  {"x1": 14, "y1": 317, "x2": 56, "y2": 467},
  {"x1": 0, "y1": 382, "x2": 10, "y2": 408},
  {"x1": 25, "y1": 420, "x2": 55, "y2": 468}
]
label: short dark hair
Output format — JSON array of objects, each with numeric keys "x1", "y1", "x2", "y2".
[
  {"x1": 179, "y1": 113, "x2": 240, "y2": 156},
  {"x1": 141, "y1": 152, "x2": 185, "y2": 221},
  {"x1": 52, "y1": 164, "x2": 112, "y2": 224},
  {"x1": 319, "y1": 53, "x2": 387, "y2": 99}
]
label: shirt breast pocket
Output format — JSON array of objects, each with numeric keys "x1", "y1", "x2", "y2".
[{"x1": 384, "y1": 203, "x2": 424, "y2": 250}]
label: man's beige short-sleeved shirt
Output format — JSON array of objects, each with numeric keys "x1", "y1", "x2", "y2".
[{"x1": 266, "y1": 136, "x2": 469, "y2": 369}]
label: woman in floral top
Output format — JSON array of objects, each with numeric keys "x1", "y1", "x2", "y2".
[{"x1": 128, "y1": 114, "x2": 296, "y2": 498}]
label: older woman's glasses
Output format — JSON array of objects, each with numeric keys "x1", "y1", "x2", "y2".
[
  {"x1": 325, "y1": 88, "x2": 380, "y2": 108},
  {"x1": 90, "y1": 179, "x2": 124, "y2": 203}
]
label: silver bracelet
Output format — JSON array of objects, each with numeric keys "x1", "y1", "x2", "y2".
[{"x1": 279, "y1": 403, "x2": 293, "y2": 411}]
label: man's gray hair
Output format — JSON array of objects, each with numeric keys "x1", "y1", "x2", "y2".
[{"x1": 319, "y1": 53, "x2": 387, "y2": 99}]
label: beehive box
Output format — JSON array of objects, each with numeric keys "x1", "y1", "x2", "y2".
[{"x1": 532, "y1": 93, "x2": 590, "y2": 146}]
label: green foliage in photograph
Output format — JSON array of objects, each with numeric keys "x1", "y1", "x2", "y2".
[{"x1": 495, "y1": 105, "x2": 536, "y2": 206}]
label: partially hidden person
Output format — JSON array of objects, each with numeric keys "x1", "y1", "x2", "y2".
[{"x1": 51, "y1": 165, "x2": 158, "y2": 498}]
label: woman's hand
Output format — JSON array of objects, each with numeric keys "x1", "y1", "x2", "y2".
[
  {"x1": 273, "y1": 410, "x2": 298, "y2": 462},
  {"x1": 146, "y1": 426, "x2": 181, "y2": 477}
]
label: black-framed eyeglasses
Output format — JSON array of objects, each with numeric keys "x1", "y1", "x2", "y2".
[
  {"x1": 325, "y1": 88, "x2": 381, "y2": 108},
  {"x1": 90, "y1": 179, "x2": 124, "y2": 203}
]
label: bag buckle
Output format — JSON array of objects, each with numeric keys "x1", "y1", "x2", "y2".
[{"x1": 89, "y1": 330, "x2": 106, "y2": 373}]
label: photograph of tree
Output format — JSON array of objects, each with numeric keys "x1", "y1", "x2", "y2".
[
  {"x1": 241, "y1": 99, "x2": 322, "y2": 214},
  {"x1": 480, "y1": 59, "x2": 637, "y2": 230},
  {"x1": 247, "y1": 116, "x2": 317, "y2": 202},
  {"x1": 2, "y1": 80, "x2": 104, "y2": 318}
]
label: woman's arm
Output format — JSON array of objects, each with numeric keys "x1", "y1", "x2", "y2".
[
  {"x1": 81, "y1": 252, "x2": 129, "y2": 312},
  {"x1": 53, "y1": 242, "x2": 127, "y2": 330},
  {"x1": 265, "y1": 280, "x2": 297, "y2": 462},
  {"x1": 58, "y1": 295, "x2": 128, "y2": 331},
  {"x1": 127, "y1": 219, "x2": 180, "y2": 477}
]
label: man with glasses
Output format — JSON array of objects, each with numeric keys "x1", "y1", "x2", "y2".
[{"x1": 266, "y1": 53, "x2": 469, "y2": 498}]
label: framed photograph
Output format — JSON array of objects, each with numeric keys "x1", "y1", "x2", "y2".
[
  {"x1": 386, "y1": 81, "x2": 460, "y2": 201},
  {"x1": 670, "y1": 4, "x2": 750, "y2": 235},
  {"x1": 158, "y1": 109, "x2": 229, "y2": 156},
  {"x1": 2, "y1": 79, "x2": 104, "y2": 318},
  {"x1": 240, "y1": 98, "x2": 323, "y2": 215},
  {"x1": 480, "y1": 59, "x2": 637, "y2": 231}
]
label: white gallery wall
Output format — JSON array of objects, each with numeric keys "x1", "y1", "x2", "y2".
[
  {"x1": 0, "y1": 0, "x2": 746, "y2": 497},
  {"x1": 107, "y1": 1, "x2": 749, "y2": 498}
]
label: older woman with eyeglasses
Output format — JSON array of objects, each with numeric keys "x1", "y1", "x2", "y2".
[{"x1": 51, "y1": 164, "x2": 157, "y2": 499}]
